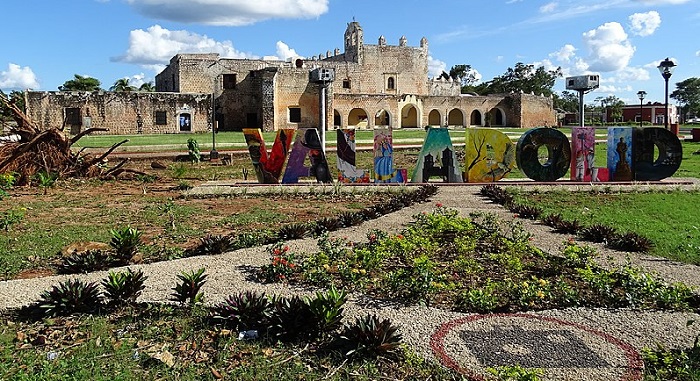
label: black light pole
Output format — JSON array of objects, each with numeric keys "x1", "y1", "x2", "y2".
[
  {"x1": 637, "y1": 90, "x2": 646, "y2": 128},
  {"x1": 657, "y1": 57, "x2": 676, "y2": 130}
]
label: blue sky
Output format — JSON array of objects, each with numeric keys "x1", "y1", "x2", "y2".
[{"x1": 1, "y1": 0, "x2": 698, "y2": 105}]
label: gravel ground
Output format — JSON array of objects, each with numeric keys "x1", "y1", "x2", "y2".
[{"x1": 2, "y1": 181, "x2": 699, "y2": 381}]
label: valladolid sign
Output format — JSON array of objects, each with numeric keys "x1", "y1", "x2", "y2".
[{"x1": 242, "y1": 126, "x2": 682, "y2": 184}]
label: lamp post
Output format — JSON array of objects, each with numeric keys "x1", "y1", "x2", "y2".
[
  {"x1": 657, "y1": 57, "x2": 676, "y2": 130},
  {"x1": 637, "y1": 90, "x2": 646, "y2": 128}
]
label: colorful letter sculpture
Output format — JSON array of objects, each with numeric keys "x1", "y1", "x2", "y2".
[
  {"x1": 633, "y1": 127, "x2": 682, "y2": 181},
  {"x1": 516, "y1": 128, "x2": 571, "y2": 182},
  {"x1": 570, "y1": 127, "x2": 596, "y2": 182},
  {"x1": 281, "y1": 128, "x2": 333, "y2": 184},
  {"x1": 243, "y1": 128, "x2": 295, "y2": 184},
  {"x1": 607, "y1": 127, "x2": 634, "y2": 181},
  {"x1": 411, "y1": 128, "x2": 463, "y2": 183},
  {"x1": 336, "y1": 129, "x2": 370, "y2": 183},
  {"x1": 464, "y1": 128, "x2": 515, "y2": 182},
  {"x1": 374, "y1": 128, "x2": 404, "y2": 183}
]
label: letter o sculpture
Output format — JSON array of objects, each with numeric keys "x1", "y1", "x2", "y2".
[{"x1": 516, "y1": 128, "x2": 572, "y2": 182}]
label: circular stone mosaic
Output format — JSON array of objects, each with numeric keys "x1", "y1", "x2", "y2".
[{"x1": 430, "y1": 313, "x2": 643, "y2": 381}]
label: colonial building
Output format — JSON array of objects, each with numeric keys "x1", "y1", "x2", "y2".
[
  {"x1": 155, "y1": 21, "x2": 555, "y2": 132},
  {"x1": 24, "y1": 22, "x2": 555, "y2": 135}
]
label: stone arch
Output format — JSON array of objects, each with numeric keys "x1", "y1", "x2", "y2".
[
  {"x1": 333, "y1": 109, "x2": 342, "y2": 128},
  {"x1": 470, "y1": 110, "x2": 482, "y2": 126},
  {"x1": 448, "y1": 108, "x2": 465, "y2": 127},
  {"x1": 374, "y1": 109, "x2": 391, "y2": 127},
  {"x1": 348, "y1": 108, "x2": 369, "y2": 129},
  {"x1": 489, "y1": 108, "x2": 506, "y2": 126},
  {"x1": 400, "y1": 104, "x2": 418, "y2": 128},
  {"x1": 428, "y1": 109, "x2": 442, "y2": 126}
]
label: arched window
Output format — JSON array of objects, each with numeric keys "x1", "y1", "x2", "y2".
[{"x1": 387, "y1": 77, "x2": 395, "y2": 90}]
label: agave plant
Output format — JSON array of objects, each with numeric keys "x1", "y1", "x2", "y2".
[
  {"x1": 337, "y1": 211, "x2": 364, "y2": 228},
  {"x1": 607, "y1": 232, "x2": 654, "y2": 253},
  {"x1": 579, "y1": 224, "x2": 617, "y2": 243},
  {"x1": 312, "y1": 217, "x2": 341, "y2": 236},
  {"x1": 170, "y1": 268, "x2": 207, "y2": 305},
  {"x1": 269, "y1": 295, "x2": 317, "y2": 342},
  {"x1": 212, "y1": 291, "x2": 272, "y2": 331},
  {"x1": 509, "y1": 203, "x2": 543, "y2": 220},
  {"x1": 277, "y1": 222, "x2": 310, "y2": 240},
  {"x1": 102, "y1": 268, "x2": 148, "y2": 305},
  {"x1": 59, "y1": 249, "x2": 111, "y2": 274},
  {"x1": 338, "y1": 314, "x2": 403, "y2": 359},
  {"x1": 109, "y1": 226, "x2": 143, "y2": 264},
  {"x1": 39, "y1": 279, "x2": 103, "y2": 316},
  {"x1": 192, "y1": 234, "x2": 235, "y2": 256}
]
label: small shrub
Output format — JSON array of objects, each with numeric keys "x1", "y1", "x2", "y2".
[
  {"x1": 39, "y1": 279, "x2": 103, "y2": 316},
  {"x1": 487, "y1": 365, "x2": 543, "y2": 381},
  {"x1": 190, "y1": 234, "x2": 235, "y2": 256},
  {"x1": 457, "y1": 280, "x2": 503, "y2": 313},
  {"x1": 258, "y1": 243, "x2": 298, "y2": 282},
  {"x1": 102, "y1": 268, "x2": 148, "y2": 305},
  {"x1": 0, "y1": 172, "x2": 16, "y2": 200},
  {"x1": 337, "y1": 314, "x2": 403, "y2": 359},
  {"x1": 277, "y1": 222, "x2": 309, "y2": 240},
  {"x1": 607, "y1": 232, "x2": 654, "y2": 252},
  {"x1": 60, "y1": 249, "x2": 111, "y2": 274},
  {"x1": 212, "y1": 291, "x2": 272, "y2": 331},
  {"x1": 578, "y1": 224, "x2": 617, "y2": 243},
  {"x1": 170, "y1": 163, "x2": 188, "y2": 179},
  {"x1": 230, "y1": 230, "x2": 276, "y2": 249},
  {"x1": 109, "y1": 226, "x2": 143, "y2": 264},
  {"x1": 35, "y1": 170, "x2": 58, "y2": 194},
  {"x1": 170, "y1": 268, "x2": 207, "y2": 305},
  {"x1": 562, "y1": 242, "x2": 597, "y2": 269},
  {"x1": 187, "y1": 138, "x2": 201, "y2": 163},
  {"x1": 0, "y1": 208, "x2": 24, "y2": 232}
]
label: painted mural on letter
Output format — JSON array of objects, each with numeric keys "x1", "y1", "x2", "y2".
[
  {"x1": 337, "y1": 129, "x2": 370, "y2": 183},
  {"x1": 607, "y1": 127, "x2": 633, "y2": 181},
  {"x1": 570, "y1": 127, "x2": 596, "y2": 182},
  {"x1": 373, "y1": 128, "x2": 404, "y2": 183},
  {"x1": 411, "y1": 128, "x2": 463, "y2": 183},
  {"x1": 464, "y1": 128, "x2": 515, "y2": 182},
  {"x1": 243, "y1": 128, "x2": 295, "y2": 184},
  {"x1": 281, "y1": 128, "x2": 332, "y2": 184}
]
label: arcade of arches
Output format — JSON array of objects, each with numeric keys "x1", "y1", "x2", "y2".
[{"x1": 334, "y1": 106, "x2": 506, "y2": 129}]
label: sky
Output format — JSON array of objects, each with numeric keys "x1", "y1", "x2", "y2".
[{"x1": 1, "y1": 0, "x2": 698, "y2": 106}]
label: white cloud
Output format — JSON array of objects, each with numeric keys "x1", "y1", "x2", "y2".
[
  {"x1": 125, "y1": 0, "x2": 329, "y2": 26},
  {"x1": 615, "y1": 66, "x2": 650, "y2": 81},
  {"x1": 629, "y1": 11, "x2": 661, "y2": 36},
  {"x1": 635, "y1": 0, "x2": 690, "y2": 4},
  {"x1": 114, "y1": 25, "x2": 256, "y2": 66},
  {"x1": 581, "y1": 22, "x2": 635, "y2": 72},
  {"x1": 550, "y1": 44, "x2": 577, "y2": 63},
  {"x1": 540, "y1": 2, "x2": 558, "y2": 13},
  {"x1": 275, "y1": 41, "x2": 300, "y2": 61},
  {"x1": 427, "y1": 56, "x2": 447, "y2": 78},
  {"x1": 0, "y1": 63, "x2": 40, "y2": 90}
]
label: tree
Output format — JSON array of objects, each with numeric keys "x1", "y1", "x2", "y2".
[
  {"x1": 138, "y1": 82, "x2": 155, "y2": 92},
  {"x1": 110, "y1": 78, "x2": 137, "y2": 92},
  {"x1": 480, "y1": 63, "x2": 562, "y2": 97},
  {"x1": 59, "y1": 75, "x2": 102, "y2": 92},
  {"x1": 603, "y1": 95, "x2": 625, "y2": 123},
  {"x1": 1, "y1": 90, "x2": 26, "y2": 125},
  {"x1": 553, "y1": 91, "x2": 579, "y2": 113},
  {"x1": 671, "y1": 77, "x2": 700, "y2": 121},
  {"x1": 448, "y1": 64, "x2": 479, "y2": 93}
]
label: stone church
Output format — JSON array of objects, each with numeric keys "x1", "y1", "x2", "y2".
[{"x1": 25, "y1": 22, "x2": 555, "y2": 135}]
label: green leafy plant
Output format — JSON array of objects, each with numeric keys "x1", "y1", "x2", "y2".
[
  {"x1": 269, "y1": 295, "x2": 317, "y2": 342},
  {"x1": 487, "y1": 365, "x2": 543, "y2": 381},
  {"x1": 60, "y1": 249, "x2": 112, "y2": 274},
  {"x1": 109, "y1": 226, "x2": 143, "y2": 264},
  {"x1": 305, "y1": 286, "x2": 347, "y2": 334},
  {"x1": 212, "y1": 290, "x2": 272, "y2": 331},
  {"x1": 170, "y1": 267, "x2": 207, "y2": 305},
  {"x1": 102, "y1": 268, "x2": 148, "y2": 305},
  {"x1": 190, "y1": 234, "x2": 235, "y2": 256},
  {"x1": 0, "y1": 208, "x2": 24, "y2": 232},
  {"x1": 35, "y1": 170, "x2": 58, "y2": 194},
  {"x1": 169, "y1": 163, "x2": 188, "y2": 179},
  {"x1": 187, "y1": 138, "x2": 201, "y2": 163},
  {"x1": 0, "y1": 172, "x2": 16, "y2": 200},
  {"x1": 338, "y1": 314, "x2": 403, "y2": 359},
  {"x1": 258, "y1": 243, "x2": 298, "y2": 282},
  {"x1": 38, "y1": 279, "x2": 103, "y2": 316}
]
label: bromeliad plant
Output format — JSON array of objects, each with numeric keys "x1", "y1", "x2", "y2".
[
  {"x1": 39, "y1": 279, "x2": 103, "y2": 316},
  {"x1": 171, "y1": 267, "x2": 207, "y2": 305},
  {"x1": 102, "y1": 268, "x2": 148, "y2": 305},
  {"x1": 109, "y1": 226, "x2": 143, "y2": 264},
  {"x1": 212, "y1": 291, "x2": 272, "y2": 331},
  {"x1": 337, "y1": 314, "x2": 403, "y2": 359}
]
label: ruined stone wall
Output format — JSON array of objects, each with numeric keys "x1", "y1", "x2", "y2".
[
  {"x1": 517, "y1": 93, "x2": 556, "y2": 128},
  {"x1": 273, "y1": 68, "x2": 321, "y2": 131},
  {"x1": 25, "y1": 91, "x2": 212, "y2": 135}
]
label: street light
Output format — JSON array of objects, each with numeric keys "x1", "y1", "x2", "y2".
[
  {"x1": 637, "y1": 90, "x2": 646, "y2": 128},
  {"x1": 657, "y1": 57, "x2": 676, "y2": 130}
]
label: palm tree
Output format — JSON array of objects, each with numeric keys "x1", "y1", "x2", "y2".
[
  {"x1": 138, "y1": 82, "x2": 155, "y2": 92},
  {"x1": 110, "y1": 78, "x2": 137, "y2": 92}
]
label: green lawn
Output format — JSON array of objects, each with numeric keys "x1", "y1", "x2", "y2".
[{"x1": 512, "y1": 189, "x2": 700, "y2": 265}]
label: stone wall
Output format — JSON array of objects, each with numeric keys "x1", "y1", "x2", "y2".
[{"x1": 25, "y1": 91, "x2": 212, "y2": 135}]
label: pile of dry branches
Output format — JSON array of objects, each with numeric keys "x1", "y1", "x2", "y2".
[{"x1": 0, "y1": 96, "x2": 130, "y2": 185}]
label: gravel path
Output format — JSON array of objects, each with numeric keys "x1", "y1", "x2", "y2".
[{"x1": 2, "y1": 182, "x2": 699, "y2": 380}]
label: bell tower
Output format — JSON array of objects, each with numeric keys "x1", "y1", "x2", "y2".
[{"x1": 343, "y1": 21, "x2": 364, "y2": 64}]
